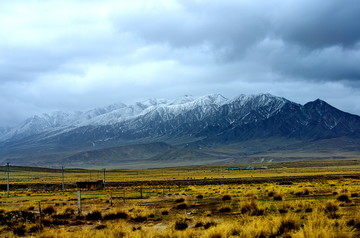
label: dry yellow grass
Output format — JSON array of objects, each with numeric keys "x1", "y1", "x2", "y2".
[{"x1": 0, "y1": 160, "x2": 360, "y2": 237}]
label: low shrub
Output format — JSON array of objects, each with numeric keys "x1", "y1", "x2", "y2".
[
  {"x1": 222, "y1": 195, "x2": 231, "y2": 201},
  {"x1": 196, "y1": 194, "x2": 204, "y2": 199},
  {"x1": 279, "y1": 208, "x2": 288, "y2": 214},
  {"x1": 95, "y1": 225, "x2": 107, "y2": 230},
  {"x1": 305, "y1": 208, "x2": 313, "y2": 213},
  {"x1": 240, "y1": 202, "x2": 263, "y2": 216},
  {"x1": 43, "y1": 206, "x2": 56, "y2": 215},
  {"x1": 174, "y1": 220, "x2": 188, "y2": 230},
  {"x1": 175, "y1": 203, "x2": 187, "y2": 209},
  {"x1": 12, "y1": 226, "x2": 26, "y2": 236},
  {"x1": 27, "y1": 206, "x2": 35, "y2": 211},
  {"x1": 103, "y1": 211, "x2": 127, "y2": 220},
  {"x1": 219, "y1": 207, "x2": 231, "y2": 213},
  {"x1": 351, "y1": 193, "x2": 358, "y2": 198},
  {"x1": 86, "y1": 211, "x2": 102, "y2": 220},
  {"x1": 29, "y1": 224, "x2": 43, "y2": 233},
  {"x1": 277, "y1": 216, "x2": 300, "y2": 235},
  {"x1": 273, "y1": 195, "x2": 283, "y2": 201},
  {"x1": 133, "y1": 215, "x2": 147, "y2": 222},
  {"x1": 337, "y1": 194, "x2": 350, "y2": 203},
  {"x1": 204, "y1": 222, "x2": 217, "y2": 229},
  {"x1": 175, "y1": 198, "x2": 185, "y2": 203}
]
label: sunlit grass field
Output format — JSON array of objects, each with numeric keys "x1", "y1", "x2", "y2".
[
  {"x1": 2, "y1": 159, "x2": 360, "y2": 184},
  {"x1": 0, "y1": 159, "x2": 360, "y2": 237}
]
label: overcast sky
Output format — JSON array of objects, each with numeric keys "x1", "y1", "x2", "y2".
[{"x1": 1, "y1": 0, "x2": 360, "y2": 127}]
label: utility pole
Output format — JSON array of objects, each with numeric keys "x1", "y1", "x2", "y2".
[
  {"x1": 103, "y1": 168, "x2": 106, "y2": 189},
  {"x1": 6, "y1": 163, "x2": 10, "y2": 198},
  {"x1": 61, "y1": 166, "x2": 65, "y2": 194}
]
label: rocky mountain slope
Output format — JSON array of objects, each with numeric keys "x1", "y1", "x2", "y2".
[{"x1": 1, "y1": 93, "x2": 359, "y2": 168}]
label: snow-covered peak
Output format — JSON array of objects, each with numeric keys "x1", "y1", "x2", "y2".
[
  {"x1": 137, "y1": 98, "x2": 169, "y2": 108},
  {"x1": 231, "y1": 93, "x2": 286, "y2": 106},
  {"x1": 0, "y1": 93, "x2": 292, "y2": 141},
  {"x1": 170, "y1": 95, "x2": 197, "y2": 105},
  {"x1": 192, "y1": 94, "x2": 228, "y2": 106}
]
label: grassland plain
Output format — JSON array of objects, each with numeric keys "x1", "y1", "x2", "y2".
[{"x1": 0, "y1": 159, "x2": 360, "y2": 237}]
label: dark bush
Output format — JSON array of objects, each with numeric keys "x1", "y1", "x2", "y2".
[
  {"x1": 278, "y1": 181, "x2": 293, "y2": 185},
  {"x1": 103, "y1": 211, "x2": 127, "y2": 220},
  {"x1": 6, "y1": 210, "x2": 34, "y2": 223},
  {"x1": 279, "y1": 208, "x2": 288, "y2": 214},
  {"x1": 240, "y1": 202, "x2": 263, "y2": 216},
  {"x1": 347, "y1": 219, "x2": 360, "y2": 229},
  {"x1": 324, "y1": 202, "x2": 339, "y2": 219},
  {"x1": 103, "y1": 213, "x2": 117, "y2": 220},
  {"x1": 175, "y1": 198, "x2": 185, "y2": 203},
  {"x1": 351, "y1": 193, "x2": 358, "y2": 198},
  {"x1": 29, "y1": 224, "x2": 43, "y2": 233},
  {"x1": 95, "y1": 225, "x2": 107, "y2": 230},
  {"x1": 204, "y1": 222, "x2": 217, "y2": 229},
  {"x1": 27, "y1": 206, "x2": 35, "y2": 211},
  {"x1": 176, "y1": 203, "x2": 187, "y2": 209},
  {"x1": 194, "y1": 222, "x2": 203, "y2": 228},
  {"x1": 222, "y1": 195, "x2": 231, "y2": 201},
  {"x1": 13, "y1": 226, "x2": 26, "y2": 236},
  {"x1": 52, "y1": 219, "x2": 69, "y2": 225},
  {"x1": 64, "y1": 207, "x2": 75, "y2": 215},
  {"x1": 277, "y1": 219, "x2": 300, "y2": 235},
  {"x1": 53, "y1": 214, "x2": 72, "y2": 219},
  {"x1": 133, "y1": 215, "x2": 147, "y2": 222},
  {"x1": 116, "y1": 212, "x2": 128, "y2": 219},
  {"x1": 305, "y1": 208, "x2": 313, "y2": 213},
  {"x1": 295, "y1": 189, "x2": 310, "y2": 197},
  {"x1": 43, "y1": 206, "x2": 56, "y2": 215},
  {"x1": 174, "y1": 221, "x2": 188, "y2": 230},
  {"x1": 161, "y1": 210, "x2": 169, "y2": 215},
  {"x1": 196, "y1": 194, "x2": 204, "y2": 199},
  {"x1": 219, "y1": 207, "x2": 231, "y2": 213},
  {"x1": 325, "y1": 203, "x2": 338, "y2": 213},
  {"x1": 41, "y1": 219, "x2": 52, "y2": 227},
  {"x1": 273, "y1": 195, "x2": 283, "y2": 201},
  {"x1": 337, "y1": 194, "x2": 350, "y2": 203},
  {"x1": 86, "y1": 211, "x2": 102, "y2": 220},
  {"x1": 268, "y1": 191, "x2": 275, "y2": 197}
]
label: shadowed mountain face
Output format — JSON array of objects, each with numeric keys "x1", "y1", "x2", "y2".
[{"x1": 1, "y1": 93, "x2": 360, "y2": 168}]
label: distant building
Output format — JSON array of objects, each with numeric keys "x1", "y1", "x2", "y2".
[
  {"x1": 227, "y1": 167, "x2": 241, "y2": 170},
  {"x1": 76, "y1": 180, "x2": 104, "y2": 190}
]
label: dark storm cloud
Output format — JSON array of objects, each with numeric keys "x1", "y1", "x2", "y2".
[
  {"x1": 272, "y1": 1, "x2": 360, "y2": 49},
  {"x1": 112, "y1": 0, "x2": 360, "y2": 83}
]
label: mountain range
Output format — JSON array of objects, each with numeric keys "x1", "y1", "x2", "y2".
[{"x1": 1, "y1": 93, "x2": 360, "y2": 168}]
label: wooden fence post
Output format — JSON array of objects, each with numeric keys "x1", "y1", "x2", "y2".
[{"x1": 77, "y1": 191, "x2": 82, "y2": 214}]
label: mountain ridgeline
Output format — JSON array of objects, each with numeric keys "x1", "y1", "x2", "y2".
[{"x1": 1, "y1": 94, "x2": 360, "y2": 168}]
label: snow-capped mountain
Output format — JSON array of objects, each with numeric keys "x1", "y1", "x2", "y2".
[{"x1": 1, "y1": 93, "x2": 360, "y2": 168}]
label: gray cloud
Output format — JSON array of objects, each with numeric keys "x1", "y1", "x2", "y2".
[
  {"x1": 272, "y1": 0, "x2": 360, "y2": 49},
  {"x1": 112, "y1": 0, "x2": 360, "y2": 82},
  {"x1": 0, "y1": 0, "x2": 360, "y2": 127}
]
